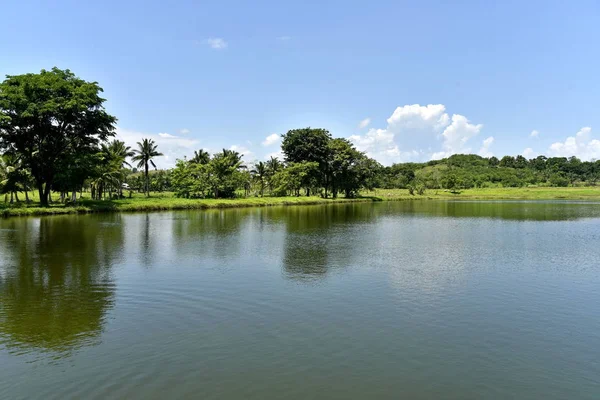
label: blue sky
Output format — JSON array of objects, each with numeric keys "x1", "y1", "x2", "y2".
[{"x1": 2, "y1": 0, "x2": 599, "y2": 167}]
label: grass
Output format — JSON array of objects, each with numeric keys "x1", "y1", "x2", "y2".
[
  {"x1": 0, "y1": 191, "x2": 378, "y2": 217},
  {"x1": 2, "y1": 187, "x2": 600, "y2": 217},
  {"x1": 370, "y1": 187, "x2": 600, "y2": 201}
]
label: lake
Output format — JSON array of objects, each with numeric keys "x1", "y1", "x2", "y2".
[{"x1": 1, "y1": 201, "x2": 599, "y2": 399}]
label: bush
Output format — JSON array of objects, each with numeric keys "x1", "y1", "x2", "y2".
[{"x1": 549, "y1": 174, "x2": 569, "y2": 187}]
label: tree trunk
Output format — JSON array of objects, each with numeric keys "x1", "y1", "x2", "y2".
[
  {"x1": 25, "y1": 190, "x2": 30, "y2": 203},
  {"x1": 45, "y1": 183, "x2": 52, "y2": 205},
  {"x1": 71, "y1": 190, "x2": 77, "y2": 203},
  {"x1": 10, "y1": 192, "x2": 14, "y2": 204},
  {"x1": 38, "y1": 183, "x2": 48, "y2": 207},
  {"x1": 145, "y1": 162, "x2": 149, "y2": 197},
  {"x1": 14, "y1": 191, "x2": 20, "y2": 202}
]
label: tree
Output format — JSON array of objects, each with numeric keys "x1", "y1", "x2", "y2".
[
  {"x1": 190, "y1": 149, "x2": 210, "y2": 165},
  {"x1": 99, "y1": 140, "x2": 134, "y2": 198},
  {"x1": 102, "y1": 140, "x2": 134, "y2": 168},
  {"x1": 327, "y1": 138, "x2": 373, "y2": 198},
  {"x1": 530, "y1": 156, "x2": 547, "y2": 171},
  {"x1": 271, "y1": 161, "x2": 319, "y2": 196},
  {"x1": 499, "y1": 156, "x2": 516, "y2": 168},
  {"x1": 514, "y1": 155, "x2": 528, "y2": 169},
  {"x1": 209, "y1": 150, "x2": 246, "y2": 198},
  {"x1": 132, "y1": 138, "x2": 163, "y2": 196},
  {"x1": 0, "y1": 68, "x2": 116, "y2": 206},
  {"x1": 265, "y1": 156, "x2": 283, "y2": 192},
  {"x1": 1, "y1": 154, "x2": 23, "y2": 203},
  {"x1": 281, "y1": 128, "x2": 332, "y2": 195},
  {"x1": 251, "y1": 161, "x2": 268, "y2": 196},
  {"x1": 442, "y1": 174, "x2": 462, "y2": 192}
]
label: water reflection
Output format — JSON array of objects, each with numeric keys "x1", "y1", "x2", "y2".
[
  {"x1": 395, "y1": 200, "x2": 600, "y2": 221},
  {"x1": 280, "y1": 205, "x2": 377, "y2": 280},
  {"x1": 0, "y1": 215, "x2": 121, "y2": 357},
  {"x1": 1, "y1": 200, "x2": 600, "y2": 359}
]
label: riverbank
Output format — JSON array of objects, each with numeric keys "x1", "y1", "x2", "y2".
[{"x1": 2, "y1": 187, "x2": 600, "y2": 217}]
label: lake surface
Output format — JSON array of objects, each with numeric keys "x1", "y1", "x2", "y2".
[{"x1": 1, "y1": 201, "x2": 600, "y2": 399}]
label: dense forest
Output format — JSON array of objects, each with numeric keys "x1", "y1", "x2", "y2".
[{"x1": 1, "y1": 68, "x2": 599, "y2": 205}]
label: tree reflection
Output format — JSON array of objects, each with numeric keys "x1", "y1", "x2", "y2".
[
  {"x1": 393, "y1": 200, "x2": 600, "y2": 221},
  {"x1": 0, "y1": 215, "x2": 121, "y2": 356},
  {"x1": 281, "y1": 204, "x2": 377, "y2": 281}
]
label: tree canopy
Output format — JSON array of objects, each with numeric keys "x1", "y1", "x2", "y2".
[{"x1": 0, "y1": 68, "x2": 116, "y2": 205}]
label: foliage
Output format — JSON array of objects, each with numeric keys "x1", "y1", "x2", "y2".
[
  {"x1": 171, "y1": 149, "x2": 248, "y2": 199},
  {"x1": 0, "y1": 68, "x2": 116, "y2": 205},
  {"x1": 381, "y1": 153, "x2": 600, "y2": 190},
  {"x1": 132, "y1": 138, "x2": 163, "y2": 196}
]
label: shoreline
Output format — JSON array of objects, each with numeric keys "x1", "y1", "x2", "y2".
[
  {"x1": 3, "y1": 187, "x2": 600, "y2": 218},
  {"x1": 1, "y1": 196, "x2": 381, "y2": 218}
]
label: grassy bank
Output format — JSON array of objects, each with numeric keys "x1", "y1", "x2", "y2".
[
  {"x1": 2, "y1": 187, "x2": 600, "y2": 217},
  {"x1": 0, "y1": 192, "x2": 380, "y2": 217}
]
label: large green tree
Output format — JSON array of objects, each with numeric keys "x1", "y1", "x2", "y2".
[
  {"x1": 281, "y1": 128, "x2": 332, "y2": 196},
  {"x1": 0, "y1": 68, "x2": 116, "y2": 206}
]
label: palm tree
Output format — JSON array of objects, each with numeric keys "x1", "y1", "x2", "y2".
[
  {"x1": 190, "y1": 149, "x2": 210, "y2": 165},
  {"x1": 220, "y1": 149, "x2": 246, "y2": 169},
  {"x1": 265, "y1": 156, "x2": 283, "y2": 192},
  {"x1": 91, "y1": 170, "x2": 122, "y2": 200},
  {"x1": 101, "y1": 140, "x2": 135, "y2": 197},
  {"x1": 0, "y1": 156, "x2": 10, "y2": 202},
  {"x1": 251, "y1": 161, "x2": 268, "y2": 196},
  {"x1": 102, "y1": 140, "x2": 134, "y2": 168},
  {"x1": 132, "y1": 139, "x2": 163, "y2": 196},
  {"x1": 1, "y1": 154, "x2": 31, "y2": 203}
]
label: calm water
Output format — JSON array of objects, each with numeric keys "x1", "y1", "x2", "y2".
[{"x1": 1, "y1": 201, "x2": 600, "y2": 399}]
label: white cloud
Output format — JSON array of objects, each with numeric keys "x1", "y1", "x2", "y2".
[
  {"x1": 230, "y1": 145, "x2": 255, "y2": 163},
  {"x1": 349, "y1": 104, "x2": 468, "y2": 165},
  {"x1": 522, "y1": 148, "x2": 536, "y2": 158},
  {"x1": 277, "y1": 36, "x2": 291, "y2": 41},
  {"x1": 358, "y1": 118, "x2": 371, "y2": 129},
  {"x1": 478, "y1": 136, "x2": 494, "y2": 157},
  {"x1": 180, "y1": 128, "x2": 190, "y2": 135},
  {"x1": 530, "y1": 129, "x2": 539, "y2": 138},
  {"x1": 431, "y1": 114, "x2": 483, "y2": 159},
  {"x1": 350, "y1": 104, "x2": 484, "y2": 164},
  {"x1": 386, "y1": 104, "x2": 450, "y2": 131},
  {"x1": 349, "y1": 127, "x2": 425, "y2": 165},
  {"x1": 548, "y1": 127, "x2": 600, "y2": 160},
  {"x1": 261, "y1": 133, "x2": 280, "y2": 147},
  {"x1": 115, "y1": 127, "x2": 200, "y2": 169},
  {"x1": 206, "y1": 38, "x2": 228, "y2": 49}
]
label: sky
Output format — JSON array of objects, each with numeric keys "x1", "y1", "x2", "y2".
[{"x1": 2, "y1": 0, "x2": 600, "y2": 167}]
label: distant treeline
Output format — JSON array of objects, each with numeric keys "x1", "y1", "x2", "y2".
[
  {"x1": 1, "y1": 68, "x2": 598, "y2": 206},
  {"x1": 380, "y1": 154, "x2": 600, "y2": 190}
]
